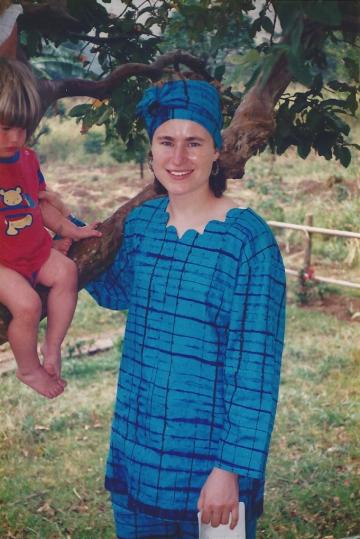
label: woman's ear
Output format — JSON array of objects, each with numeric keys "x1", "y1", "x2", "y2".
[{"x1": 214, "y1": 149, "x2": 220, "y2": 161}]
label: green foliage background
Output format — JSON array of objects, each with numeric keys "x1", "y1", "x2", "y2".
[{"x1": 18, "y1": 0, "x2": 360, "y2": 169}]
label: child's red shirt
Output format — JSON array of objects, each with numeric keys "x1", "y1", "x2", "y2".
[{"x1": 0, "y1": 148, "x2": 52, "y2": 280}]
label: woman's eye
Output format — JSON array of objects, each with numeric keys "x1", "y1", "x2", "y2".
[{"x1": 189, "y1": 142, "x2": 200, "y2": 148}]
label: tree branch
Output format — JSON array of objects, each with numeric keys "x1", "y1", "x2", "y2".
[
  {"x1": 37, "y1": 51, "x2": 212, "y2": 116},
  {"x1": 220, "y1": 14, "x2": 327, "y2": 179}
]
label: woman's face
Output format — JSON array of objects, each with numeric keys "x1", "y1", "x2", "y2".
[{"x1": 151, "y1": 119, "x2": 219, "y2": 198}]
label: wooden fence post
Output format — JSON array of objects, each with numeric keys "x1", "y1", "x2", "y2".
[{"x1": 303, "y1": 213, "x2": 313, "y2": 270}]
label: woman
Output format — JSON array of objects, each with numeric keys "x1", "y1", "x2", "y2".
[{"x1": 86, "y1": 80, "x2": 286, "y2": 539}]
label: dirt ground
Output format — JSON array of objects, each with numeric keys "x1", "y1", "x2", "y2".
[{"x1": 300, "y1": 293, "x2": 360, "y2": 322}]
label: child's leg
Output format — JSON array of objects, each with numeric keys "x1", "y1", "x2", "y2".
[
  {"x1": 0, "y1": 265, "x2": 65, "y2": 399},
  {"x1": 52, "y1": 237, "x2": 73, "y2": 256},
  {"x1": 36, "y1": 249, "x2": 78, "y2": 378}
]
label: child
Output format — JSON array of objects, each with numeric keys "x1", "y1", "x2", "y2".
[{"x1": 0, "y1": 57, "x2": 101, "y2": 398}]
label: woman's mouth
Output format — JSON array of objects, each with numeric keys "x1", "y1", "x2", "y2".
[{"x1": 167, "y1": 169, "x2": 193, "y2": 179}]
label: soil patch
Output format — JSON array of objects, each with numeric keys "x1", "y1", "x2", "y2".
[{"x1": 301, "y1": 293, "x2": 360, "y2": 323}]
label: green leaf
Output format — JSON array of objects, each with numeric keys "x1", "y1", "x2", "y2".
[
  {"x1": 250, "y1": 17, "x2": 262, "y2": 37},
  {"x1": 291, "y1": 97, "x2": 309, "y2": 113},
  {"x1": 272, "y1": 0, "x2": 301, "y2": 30},
  {"x1": 297, "y1": 142, "x2": 311, "y2": 159},
  {"x1": 290, "y1": 17, "x2": 303, "y2": 52},
  {"x1": 320, "y1": 98, "x2": 348, "y2": 109},
  {"x1": 311, "y1": 73, "x2": 323, "y2": 94},
  {"x1": 343, "y1": 57, "x2": 360, "y2": 82},
  {"x1": 324, "y1": 112, "x2": 350, "y2": 136},
  {"x1": 303, "y1": 0, "x2": 342, "y2": 26},
  {"x1": 346, "y1": 92, "x2": 358, "y2": 115},
  {"x1": 327, "y1": 80, "x2": 355, "y2": 92},
  {"x1": 145, "y1": 16, "x2": 161, "y2": 29},
  {"x1": 229, "y1": 49, "x2": 260, "y2": 65},
  {"x1": 68, "y1": 104, "x2": 92, "y2": 118},
  {"x1": 287, "y1": 50, "x2": 313, "y2": 86},
  {"x1": 315, "y1": 132, "x2": 337, "y2": 160},
  {"x1": 214, "y1": 64, "x2": 226, "y2": 81},
  {"x1": 261, "y1": 16, "x2": 274, "y2": 34},
  {"x1": 336, "y1": 146, "x2": 352, "y2": 167},
  {"x1": 306, "y1": 109, "x2": 323, "y2": 131},
  {"x1": 96, "y1": 108, "x2": 112, "y2": 125}
]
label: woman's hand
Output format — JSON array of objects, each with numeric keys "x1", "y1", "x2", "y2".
[{"x1": 197, "y1": 467, "x2": 239, "y2": 529}]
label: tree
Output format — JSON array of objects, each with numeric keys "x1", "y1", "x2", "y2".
[{"x1": 0, "y1": 0, "x2": 359, "y2": 343}]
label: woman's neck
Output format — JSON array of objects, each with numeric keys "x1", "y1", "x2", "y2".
[
  {"x1": 166, "y1": 188, "x2": 237, "y2": 237},
  {"x1": 167, "y1": 189, "x2": 217, "y2": 224}
]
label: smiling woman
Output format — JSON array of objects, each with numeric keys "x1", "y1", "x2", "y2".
[
  {"x1": 85, "y1": 79, "x2": 286, "y2": 539},
  {"x1": 151, "y1": 120, "x2": 219, "y2": 200}
]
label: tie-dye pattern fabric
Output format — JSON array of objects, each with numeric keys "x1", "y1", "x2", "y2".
[
  {"x1": 86, "y1": 196, "x2": 286, "y2": 522},
  {"x1": 136, "y1": 80, "x2": 223, "y2": 149}
]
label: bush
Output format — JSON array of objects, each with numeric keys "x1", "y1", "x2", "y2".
[{"x1": 83, "y1": 132, "x2": 104, "y2": 155}]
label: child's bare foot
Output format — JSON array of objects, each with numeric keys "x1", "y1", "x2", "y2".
[
  {"x1": 52, "y1": 238, "x2": 72, "y2": 255},
  {"x1": 16, "y1": 365, "x2": 65, "y2": 399},
  {"x1": 41, "y1": 344, "x2": 67, "y2": 387}
]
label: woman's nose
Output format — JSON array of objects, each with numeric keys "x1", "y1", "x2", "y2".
[{"x1": 172, "y1": 143, "x2": 187, "y2": 165}]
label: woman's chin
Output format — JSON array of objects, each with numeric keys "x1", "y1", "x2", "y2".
[
  {"x1": 166, "y1": 183, "x2": 193, "y2": 196},
  {"x1": 159, "y1": 178, "x2": 190, "y2": 195}
]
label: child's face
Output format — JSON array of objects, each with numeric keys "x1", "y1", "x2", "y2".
[{"x1": 0, "y1": 125, "x2": 26, "y2": 157}]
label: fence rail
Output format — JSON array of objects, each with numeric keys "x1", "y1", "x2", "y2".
[{"x1": 268, "y1": 214, "x2": 360, "y2": 290}]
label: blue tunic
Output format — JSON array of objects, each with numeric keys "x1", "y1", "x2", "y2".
[{"x1": 86, "y1": 196, "x2": 286, "y2": 522}]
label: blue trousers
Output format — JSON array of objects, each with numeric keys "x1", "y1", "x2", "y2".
[{"x1": 112, "y1": 492, "x2": 257, "y2": 539}]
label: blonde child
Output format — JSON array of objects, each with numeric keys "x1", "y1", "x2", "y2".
[{"x1": 0, "y1": 58, "x2": 101, "y2": 398}]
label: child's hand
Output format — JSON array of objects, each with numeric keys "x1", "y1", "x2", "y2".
[
  {"x1": 72, "y1": 222, "x2": 102, "y2": 240},
  {"x1": 39, "y1": 189, "x2": 70, "y2": 217}
]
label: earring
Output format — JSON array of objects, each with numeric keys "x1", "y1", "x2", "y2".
[{"x1": 211, "y1": 160, "x2": 220, "y2": 177}]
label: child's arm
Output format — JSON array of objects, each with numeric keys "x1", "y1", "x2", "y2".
[
  {"x1": 39, "y1": 189, "x2": 71, "y2": 217},
  {"x1": 40, "y1": 200, "x2": 102, "y2": 241}
]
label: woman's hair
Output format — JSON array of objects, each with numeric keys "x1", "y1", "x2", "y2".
[
  {"x1": 152, "y1": 161, "x2": 227, "y2": 198},
  {"x1": 0, "y1": 58, "x2": 41, "y2": 138}
]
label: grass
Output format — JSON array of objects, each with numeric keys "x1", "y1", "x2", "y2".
[
  {"x1": 0, "y1": 350, "x2": 118, "y2": 539},
  {"x1": 1, "y1": 306, "x2": 359, "y2": 538}
]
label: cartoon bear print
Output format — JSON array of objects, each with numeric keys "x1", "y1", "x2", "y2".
[{"x1": 0, "y1": 187, "x2": 33, "y2": 236}]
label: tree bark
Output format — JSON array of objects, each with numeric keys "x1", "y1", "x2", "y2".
[
  {"x1": 37, "y1": 51, "x2": 211, "y2": 116},
  {"x1": 220, "y1": 54, "x2": 292, "y2": 179}
]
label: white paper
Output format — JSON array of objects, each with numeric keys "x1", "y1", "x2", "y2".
[{"x1": 198, "y1": 502, "x2": 246, "y2": 539}]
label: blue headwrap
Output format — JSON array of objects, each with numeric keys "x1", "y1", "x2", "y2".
[{"x1": 136, "y1": 80, "x2": 223, "y2": 149}]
